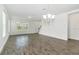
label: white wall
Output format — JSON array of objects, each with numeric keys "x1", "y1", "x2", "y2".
[
  {"x1": 0, "y1": 5, "x2": 3, "y2": 49},
  {"x1": 69, "y1": 13, "x2": 79, "y2": 40},
  {"x1": 10, "y1": 16, "x2": 41, "y2": 35},
  {"x1": 0, "y1": 5, "x2": 10, "y2": 53},
  {"x1": 39, "y1": 13, "x2": 68, "y2": 40}
]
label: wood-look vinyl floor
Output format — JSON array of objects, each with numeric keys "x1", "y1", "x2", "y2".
[{"x1": 1, "y1": 34, "x2": 79, "y2": 55}]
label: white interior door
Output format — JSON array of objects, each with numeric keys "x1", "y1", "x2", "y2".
[{"x1": 69, "y1": 13, "x2": 79, "y2": 40}]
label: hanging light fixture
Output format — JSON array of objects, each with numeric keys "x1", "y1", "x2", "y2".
[
  {"x1": 43, "y1": 14, "x2": 55, "y2": 19},
  {"x1": 42, "y1": 5, "x2": 56, "y2": 25},
  {"x1": 42, "y1": 5, "x2": 55, "y2": 20},
  {"x1": 42, "y1": 14, "x2": 55, "y2": 25}
]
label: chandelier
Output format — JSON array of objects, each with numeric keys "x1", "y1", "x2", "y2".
[
  {"x1": 43, "y1": 14, "x2": 55, "y2": 19},
  {"x1": 42, "y1": 5, "x2": 56, "y2": 25},
  {"x1": 42, "y1": 14, "x2": 55, "y2": 25}
]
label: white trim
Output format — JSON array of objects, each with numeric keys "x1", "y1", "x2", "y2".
[
  {"x1": 68, "y1": 9, "x2": 79, "y2": 14},
  {"x1": 39, "y1": 33, "x2": 67, "y2": 41},
  {"x1": 69, "y1": 37, "x2": 79, "y2": 40},
  {"x1": 0, "y1": 34, "x2": 9, "y2": 54}
]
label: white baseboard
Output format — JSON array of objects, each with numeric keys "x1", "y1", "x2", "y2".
[
  {"x1": 69, "y1": 37, "x2": 79, "y2": 40},
  {"x1": 10, "y1": 32, "x2": 38, "y2": 35},
  {"x1": 39, "y1": 32, "x2": 68, "y2": 40},
  {"x1": 0, "y1": 34, "x2": 9, "y2": 54}
]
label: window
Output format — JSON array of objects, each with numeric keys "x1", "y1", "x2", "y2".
[{"x1": 2, "y1": 11, "x2": 6, "y2": 38}]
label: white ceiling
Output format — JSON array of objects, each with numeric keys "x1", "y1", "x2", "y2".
[{"x1": 5, "y1": 4, "x2": 79, "y2": 20}]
